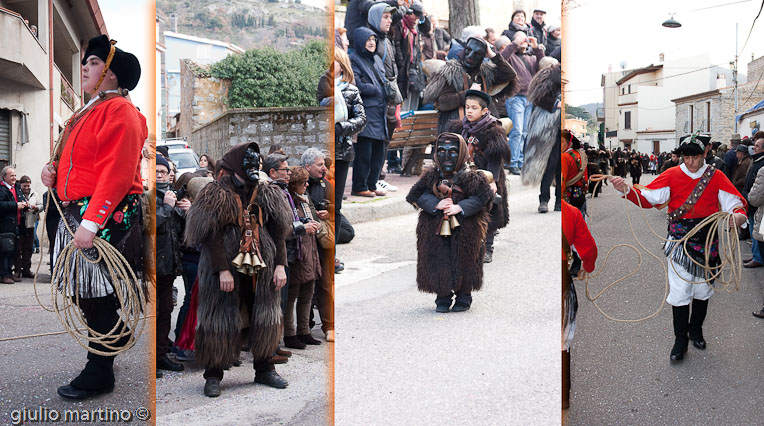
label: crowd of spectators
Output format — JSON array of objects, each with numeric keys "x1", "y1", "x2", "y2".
[{"x1": 334, "y1": 1, "x2": 563, "y2": 267}]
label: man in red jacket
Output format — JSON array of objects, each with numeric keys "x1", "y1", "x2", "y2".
[
  {"x1": 40, "y1": 35, "x2": 146, "y2": 400},
  {"x1": 609, "y1": 133, "x2": 747, "y2": 362}
]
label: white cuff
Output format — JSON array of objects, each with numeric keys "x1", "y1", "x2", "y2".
[{"x1": 80, "y1": 219, "x2": 100, "y2": 233}]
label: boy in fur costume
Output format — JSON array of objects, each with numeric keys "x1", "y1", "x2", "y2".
[
  {"x1": 406, "y1": 133, "x2": 493, "y2": 312},
  {"x1": 185, "y1": 142, "x2": 292, "y2": 397},
  {"x1": 446, "y1": 90, "x2": 510, "y2": 263},
  {"x1": 423, "y1": 37, "x2": 516, "y2": 135}
]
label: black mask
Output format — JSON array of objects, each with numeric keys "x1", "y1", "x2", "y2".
[
  {"x1": 462, "y1": 38, "x2": 487, "y2": 71},
  {"x1": 243, "y1": 146, "x2": 261, "y2": 182},
  {"x1": 436, "y1": 139, "x2": 460, "y2": 173}
]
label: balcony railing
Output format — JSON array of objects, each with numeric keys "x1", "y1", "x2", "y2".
[{"x1": 56, "y1": 65, "x2": 78, "y2": 111}]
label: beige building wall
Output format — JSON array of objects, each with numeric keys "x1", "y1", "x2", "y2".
[
  {"x1": 565, "y1": 117, "x2": 587, "y2": 137},
  {"x1": 0, "y1": 3, "x2": 98, "y2": 198}
]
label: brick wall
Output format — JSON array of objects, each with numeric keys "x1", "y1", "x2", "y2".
[{"x1": 190, "y1": 107, "x2": 330, "y2": 160}]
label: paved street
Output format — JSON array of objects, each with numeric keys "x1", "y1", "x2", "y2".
[
  {"x1": 0, "y1": 260, "x2": 152, "y2": 425},
  {"x1": 155, "y1": 276, "x2": 330, "y2": 426},
  {"x1": 565, "y1": 174, "x2": 764, "y2": 425},
  {"x1": 335, "y1": 176, "x2": 561, "y2": 425}
]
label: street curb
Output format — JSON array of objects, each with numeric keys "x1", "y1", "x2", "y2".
[
  {"x1": 343, "y1": 175, "x2": 529, "y2": 224},
  {"x1": 342, "y1": 195, "x2": 415, "y2": 224}
]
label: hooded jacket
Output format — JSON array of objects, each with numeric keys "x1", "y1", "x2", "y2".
[
  {"x1": 367, "y1": 3, "x2": 398, "y2": 82},
  {"x1": 350, "y1": 27, "x2": 389, "y2": 141},
  {"x1": 344, "y1": 0, "x2": 398, "y2": 46}
]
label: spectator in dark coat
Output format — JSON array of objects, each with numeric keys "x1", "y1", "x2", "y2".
[
  {"x1": 502, "y1": 10, "x2": 532, "y2": 42},
  {"x1": 350, "y1": 27, "x2": 389, "y2": 197},
  {"x1": 732, "y1": 144, "x2": 752, "y2": 193},
  {"x1": 743, "y1": 135, "x2": 764, "y2": 268},
  {"x1": 333, "y1": 48, "x2": 367, "y2": 220},
  {"x1": 344, "y1": 0, "x2": 400, "y2": 47},
  {"x1": 723, "y1": 134, "x2": 741, "y2": 177},
  {"x1": 546, "y1": 24, "x2": 561, "y2": 55},
  {"x1": 530, "y1": 9, "x2": 548, "y2": 50},
  {"x1": 0, "y1": 167, "x2": 25, "y2": 284},
  {"x1": 155, "y1": 155, "x2": 186, "y2": 372}
]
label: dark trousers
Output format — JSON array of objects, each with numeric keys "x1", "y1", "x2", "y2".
[
  {"x1": 337, "y1": 214, "x2": 355, "y2": 244},
  {"x1": 540, "y1": 139, "x2": 562, "y2": 204},
  {"x1": 315, "y1": 249, "x2": 333, "y2": 332},
  {"x1": 335, "y1": 159, "x2": 350, "y2": 215},
  {"x1": 70, "y1": 296, "x2": 124, "y2": 389},
  {"x1": 156, "y1": 275, "x2": 175, "y2": 358},
  {"x1": 352, "y1": 136, "x2": 386, "y2": 193},
  {"x1": 386, "y1": 149, "x2": 402, "y2": 170},
  {"x1": 203, "y1": 357, "x2": 274, "y2": 380},
  {"x1": 14, "y1": 226, "x2": 34, "y2": 274},
  {"x1": 435, "y1": 291, "x2": 472, "y2": 306},
  {"x1": 485, "y1": 228, "x2": 496, "y2": 254},
  {"x1": 46, "y1": 212, "x2": 59, "y2": 275},
  {"x1": 0, "y1": 253, "x2": 12, "y2": 277},
  {"x1": 174, "y1": 259, "x2": 198, "y2": 339}
]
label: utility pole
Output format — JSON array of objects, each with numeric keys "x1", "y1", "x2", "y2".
[{"x1": 734, "y1": 23, "x2": 739, "y2": 132}]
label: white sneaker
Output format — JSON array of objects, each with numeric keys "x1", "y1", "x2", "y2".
[{"x1": 377, "y1": 180, "x2": 398, "y2": 192}]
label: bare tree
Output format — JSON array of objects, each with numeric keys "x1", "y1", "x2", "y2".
[{"x1": 448, "y1": 0, "x2": 480, "y2": 40}]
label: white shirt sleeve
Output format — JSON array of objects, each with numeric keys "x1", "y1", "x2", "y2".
[
  {"x1": 719, "y1": 189, "x2": 747, "y2": 228},
  {"x1": 615, "y1": 184, "x2": 670, "y2": 206},
  {"x1": 80, "y1": 219, "x2": 100, "y2": 233},
  {"x1": 638, "y1": 186, "x2": 671, "y2": 205}
]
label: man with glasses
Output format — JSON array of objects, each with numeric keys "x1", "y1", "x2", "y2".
[{"x1": 155, "y1": 155, "x2": 186, "y2": 374}]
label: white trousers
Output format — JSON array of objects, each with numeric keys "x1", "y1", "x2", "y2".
[{"x1": 666, "y1": 258, "x2": 714, "y2": 306}]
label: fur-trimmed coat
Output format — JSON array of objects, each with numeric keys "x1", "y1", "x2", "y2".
[
  {"x1": 185, "y1": 177, "x2": 292, "y2": 368},
  {"x1": 446, "y1": 119, "x2": 510, "y2": 232},
  {"x1": 423, "y1": 55, "x2": 517, "y2": 135},
  {"x1": 405, "y1": 168, "x2": 493, "y2": 294},
  {"x1": 522, "y1": 65, "x2": 562, "y2": 186}
]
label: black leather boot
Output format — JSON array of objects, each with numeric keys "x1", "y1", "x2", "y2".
[
  {"x1": 670, "y1": 305, "x2": 690, "y2": 361},
  {"x1": 688, "y1": 298, "x2": 708, "y2": 350}
]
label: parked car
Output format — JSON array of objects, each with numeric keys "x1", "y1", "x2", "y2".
[
  {"x1": 157, "y1": 138, "x2": 189, "y2": 151},
  {"x1": 167, "y1": 148, "x2": 200, "y2": 178}
]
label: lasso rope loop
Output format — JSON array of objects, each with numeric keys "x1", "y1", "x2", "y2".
[{"x1": 579, "y1": 174, "x2": 741, "y2": 323}]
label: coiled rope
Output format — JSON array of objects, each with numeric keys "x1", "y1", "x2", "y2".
[{"x1": 579, "y1": 174, "x2": 742, "y2": 323}]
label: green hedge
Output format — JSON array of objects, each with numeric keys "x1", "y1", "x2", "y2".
[{"x1": 210, "y1": 40, "x2": 328, "y2": 108}]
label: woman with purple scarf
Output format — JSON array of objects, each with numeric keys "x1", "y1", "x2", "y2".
[{"x1": 446, "y1": 90, "x2": 510, "y2": 263}]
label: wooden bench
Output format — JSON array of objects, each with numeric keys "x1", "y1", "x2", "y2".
[{"x1": 388, "y1": 110, "x2": 439, "y2": 176}]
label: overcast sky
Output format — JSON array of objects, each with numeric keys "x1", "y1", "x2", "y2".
[
  {"x1": 100, "y1": 0, "x2": 152, "y2": 118},
  {"x1": 564, "y1": 0, "x2": 764, "y2": 106}
]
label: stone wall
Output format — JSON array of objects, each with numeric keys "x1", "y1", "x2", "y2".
[
  {"x1": 747, "y1": 56, "x2": 764, "y2": 86},
  {"x1": 178, "y1": 59, "x2": 229, "y2": 139},
  {"x1": 674, "y1": 93, "x2": 728, "y2": 141},
  {"x1": 190, "y1": 107, "x2": 331, "y2": 160},
  {"x1": 675, "y1": 81, "x2": 764, "y2": 144}
]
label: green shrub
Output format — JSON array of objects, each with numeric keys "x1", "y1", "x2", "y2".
[{"x1": 209, "y1": 40, "x2": 328, "y2": 108}]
